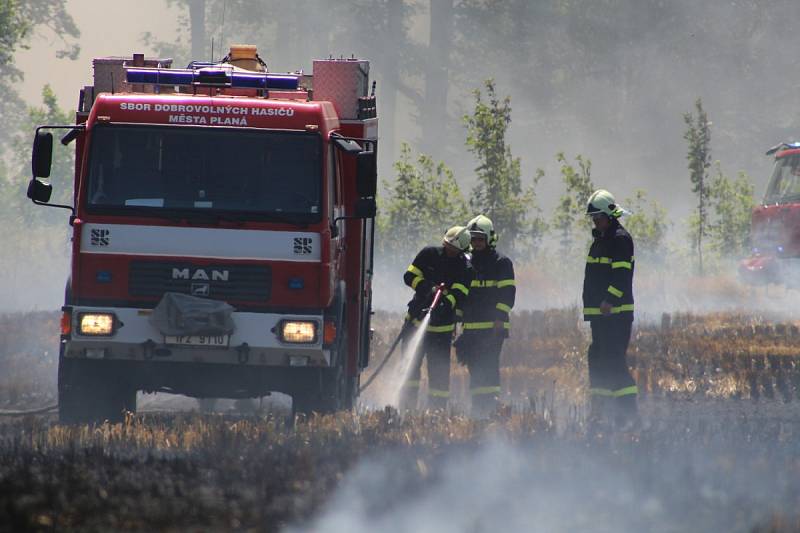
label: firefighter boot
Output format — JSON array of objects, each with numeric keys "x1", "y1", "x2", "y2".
[
  {"x1": 588, "y1": 395, "x2": 613, "y2": 431},
  {"x1": 427, "y1": 393, "x2": 448, "y2": 412},
  {"x1": 614, "y1": 393, "x2": 639, "y2": 432},
  {"x1": 471, "y1": 392, "x2": 499, "y2": 419}
]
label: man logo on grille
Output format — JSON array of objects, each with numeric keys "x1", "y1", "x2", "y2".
[
  {"x1": 90, "y1": 228, "x2": 110, "y2": 246},
  {"x1": 191, "y1": 283, "x2": 210, "y2": 297},
  {"x1": 293, "y1": 237, "x2": 313, "y2": 254}
]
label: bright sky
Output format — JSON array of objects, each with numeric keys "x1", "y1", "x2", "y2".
[{"x1": 15, "y1": 0, "x2": 182, "y2": 109}]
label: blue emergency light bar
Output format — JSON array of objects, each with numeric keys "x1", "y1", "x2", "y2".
[
  {"x1": 766, "y1": 141, "x2": 800, "y2": 155},
  {"x1": 126, "y1": 67, "x2": 299, "y2": 91}
]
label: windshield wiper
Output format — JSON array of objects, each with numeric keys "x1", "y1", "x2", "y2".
[
  {"x1": 86, "y1": 205, "x2": 311, "y2": 226},
  {"x1": 243, "y1": 211, "x2": 311, "y2": 225}
]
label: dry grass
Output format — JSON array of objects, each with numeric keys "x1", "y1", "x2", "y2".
[{"x1": 2, "y1": 310, "x2": 800, "y2": 530}]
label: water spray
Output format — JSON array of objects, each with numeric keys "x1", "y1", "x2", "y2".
[{"x1": 361, "y1": 284, "x2": 447, "y2": 408}]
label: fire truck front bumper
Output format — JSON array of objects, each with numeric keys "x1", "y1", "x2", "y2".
[
  {"x1": 737, "y1": 254, "x2": 800, "y2": 286},
  {"x1": 61, "y1": 306, "x2": 330, "y2": 367}
]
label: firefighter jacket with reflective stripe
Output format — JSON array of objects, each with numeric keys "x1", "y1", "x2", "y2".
[
  {"x1": 582, "y1": 219, "x2": 635, "y2": 321},
  {"x1": 404, "y1": 246, "x2": 473, "y2": 333},
  {"x1": 460, "y1": 248, "x2": 515, "y2": 334}
]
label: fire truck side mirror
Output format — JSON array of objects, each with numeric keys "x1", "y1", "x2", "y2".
[
  {"x1": 354, "y1": 198, "x2": 376, "y2": 219},
  {"x1": 32, "y1": 131, "x2": 53, "y2": 178},
  {"x1": 356, "y1": 151, "x2": 377, "y2": 198},
  {"x1": 27, "y1": 178, "x2": 53, "y2": 203}
]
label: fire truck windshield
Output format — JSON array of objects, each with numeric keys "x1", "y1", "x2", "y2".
[
  {"x1": 85, "y1": 125, "x2": 322, "y2": 222},
  {"x1": 764, "y1": 153, "x2": 800, "y2": 205}
]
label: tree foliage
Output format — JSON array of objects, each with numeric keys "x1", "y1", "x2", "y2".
[
  {"x1": 0, "y1": 0, "x2": 79, "y2": 141},
  {"x1": 621, "y1": 189, "x2": 669, "y2": 259},
  {"x1": 2, "y1": 86, "x2": 74, "y2": 226},
  {"x1": 464, "y1": 79, "x2": 544, "y2": 255},
  {"x1": 551, "y1": 152, "x2": 595, "y2": 255},
  {"x1": 683, "y1": 98, "x2": 712, "y2": 274},
  {"x1": 707, "y1": 163, "x2": 754, "y2": 258},
  {"x1": 376, "y1": 143, "x2": 469, "y2": 263}
]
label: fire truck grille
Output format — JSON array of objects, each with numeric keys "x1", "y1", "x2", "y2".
[{"x1": 128, "y1": 261, "x2": 271, "y2": 301}]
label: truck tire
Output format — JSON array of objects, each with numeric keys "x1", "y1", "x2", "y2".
[
  {"x1": 291, "y1": 365, "x2": 347, "y2": 417},
  {"x1": 58, "y1": 350, "x2": 137, "y2": 424},
  {"x1": 345, "y1": 375, "x2": 360, "y2": 410},
  {"x1": 292, "y1": 299, "x2": 352, "y2": 417}
]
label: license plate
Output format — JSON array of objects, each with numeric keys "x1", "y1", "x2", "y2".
[{"x1": 164, "y1": 334, "x2": 230, "y2": 347}]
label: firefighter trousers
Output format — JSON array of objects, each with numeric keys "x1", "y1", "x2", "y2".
[
  {"x1": 455, "y1": 331, "x2": 504, "y2": 415},
  {"x1": 399, "y1": 331, "x2": 452, "y2": 411},
  {"x1": 587, "y1": 317, "x2": 637, "y2": 421}
]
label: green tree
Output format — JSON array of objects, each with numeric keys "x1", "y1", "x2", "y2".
[
  {"x1": 3, "y1": 85, "x2": 75, "y2": 226},
  {"x1": 0, "y1": 0, "x2": 79, "y2": 142},
  {"x1": 707, "y1": 163, "x2": 754, "y2": 258},
  {"x1": 464, "y1": 79, "x2": 544, "y2": 255},
  {"x1": 621, "y1": 189, "x2": 669, "y2": 260},
  {"x1": 683, "y1": 98, "x2": 712, "y2": 274},
  {"x1": 551, "y1": 152, "x2": 595, "y2": 255},
  {"x1": 377, "y1": 143, "x2": 469, "y2": 264}
]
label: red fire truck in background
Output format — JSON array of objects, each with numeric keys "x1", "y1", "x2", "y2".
[
  {"x1": 739, "y1": 142, "x2": 800, "y2": 286},
  {"x1": 26, "y1": 46, "x2": 378, "y2": 422}
]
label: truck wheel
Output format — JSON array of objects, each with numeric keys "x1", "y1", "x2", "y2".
[
  {"x1": 291, "y1": 366, "x2": 346, "y2": 418},
  {"x1": 345, "y1": 375, "x2": 360, "y2": 410},
  {"x1": 58, "y1": 351, "x2": 136, "y2": 424}
]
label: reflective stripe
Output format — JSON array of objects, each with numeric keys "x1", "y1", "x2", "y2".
[
  {"x1": 614, "y1": 385, "x2": 638, "y2": 397},
  {"x1": 496, "y1": 279, "x2": 515, "y2": 288},
  {"x1": 451, "y1": 283, "x2": 469, "y2": 296},
  {"x1": 426, "y1": 323, "x2": 455, "y2": 333},
  {"x1": 455, "y1": 309, "x2": 464, "y2": 317},
  {"x1": 464, "y1": 322, "x2": 494, "y2": 330},
  {"x1": 463, "y1": 321, "x2": 510, "y2": 330},
  {"x1": 471, "y1": 279, "x2": 497, "y2": 288},
  {"x1": 611, "y1": 261, "x2": 632, "y2": 270},
  {"x1": 404, "y1": 380, "x2": 421, "y2": 389},
  {"x1": 428, "y1": 388, "x2": 450, "y2": 398},
  {"x1": 411, "y1": 276, "x2": 424, "y2": 290},
  {"x1": 591, "y1": 386, "x2": 638, "y2": 397},
  {"x1": 446, "y1": 293, "x2": 457, "y2": 308},
  {"x1": 404, "y1": 314, "x2": 422, "y2": 326},
  {"x1": 496, "y1": 302, "x2": 512, "y2": 313},
  {"x1": 583, "y1": 304, "x2": 634, "y2": 315},
  {"x1": 586, "y1": 256, "x2": 612, "y2": 264},
  {"x1": 407, "y1": 264, "x2": 423, "y2": 277},
  {"x1": 607, "y1": 285, "x2": 623, "y2": 298},
  {"x1": 471, "y1": 385, "x2": 501, "y2": 396}
]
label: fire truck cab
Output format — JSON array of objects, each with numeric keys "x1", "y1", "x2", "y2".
[
  {"x1": 26, "y1": 47, "x2": 378, "y2": 422},
  {"x1": 740, "y1": 142, "x2": 800, "y2": 285}
]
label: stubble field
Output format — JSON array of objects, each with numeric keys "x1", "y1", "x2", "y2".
[{"x1": 1, "y1": 309, "x2": 799, "y2": 531}]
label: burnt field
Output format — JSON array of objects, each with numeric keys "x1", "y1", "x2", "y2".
[{"x1": 1, "y1": 310, "x2": 800, "y2": 531}]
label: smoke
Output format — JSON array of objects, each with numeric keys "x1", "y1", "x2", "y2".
[
  {"x1": 289, "y1": 407, "x2": 800, "y2": 533},
  {"x1": 0, "y1": 231, "x2": 70, "y2": 313}
]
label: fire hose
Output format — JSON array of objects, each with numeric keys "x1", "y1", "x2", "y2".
[
  {"x1": 359, "y1": 284, "x2": 446, "y2": 393},
  {"x1": 0, "y1": 403, "x2": 58, "y2": 416}
]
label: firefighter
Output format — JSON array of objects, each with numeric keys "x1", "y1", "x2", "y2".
[
  {"x1": 400, "y1": 226, "x2": 473, "y2": 411},
  {"x1": 582, "y1": 189, "x2": 637, "y2": 427},
  {"x1": 455, "y1": 215, "x2": 515, "y2": 416}
]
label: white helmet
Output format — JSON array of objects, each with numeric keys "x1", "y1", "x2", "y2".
[
  {"x1": 586, "y1": 189, "x2": 625, "y2": 218},
  {"x1": 467, "y1": 214, "x2": 498, "y2": 247},
  {"x1": 443, "y1": 225, "x2": 471, "y2": 252}
]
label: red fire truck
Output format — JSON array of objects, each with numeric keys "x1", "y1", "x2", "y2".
[
  {"x1": 26, "y1": 47, "x2": 378, "y2": 422},
  {"x1": 740, "y1": 142, "x2": 800, "y2": 286}
]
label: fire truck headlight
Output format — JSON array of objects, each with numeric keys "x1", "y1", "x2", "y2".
[
  {"x1": 78, "y1": 313, "x2": 116, "y2": 336},
  {"x1": 279, "y1": 321, "x2": 318, "y2": 344}
]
